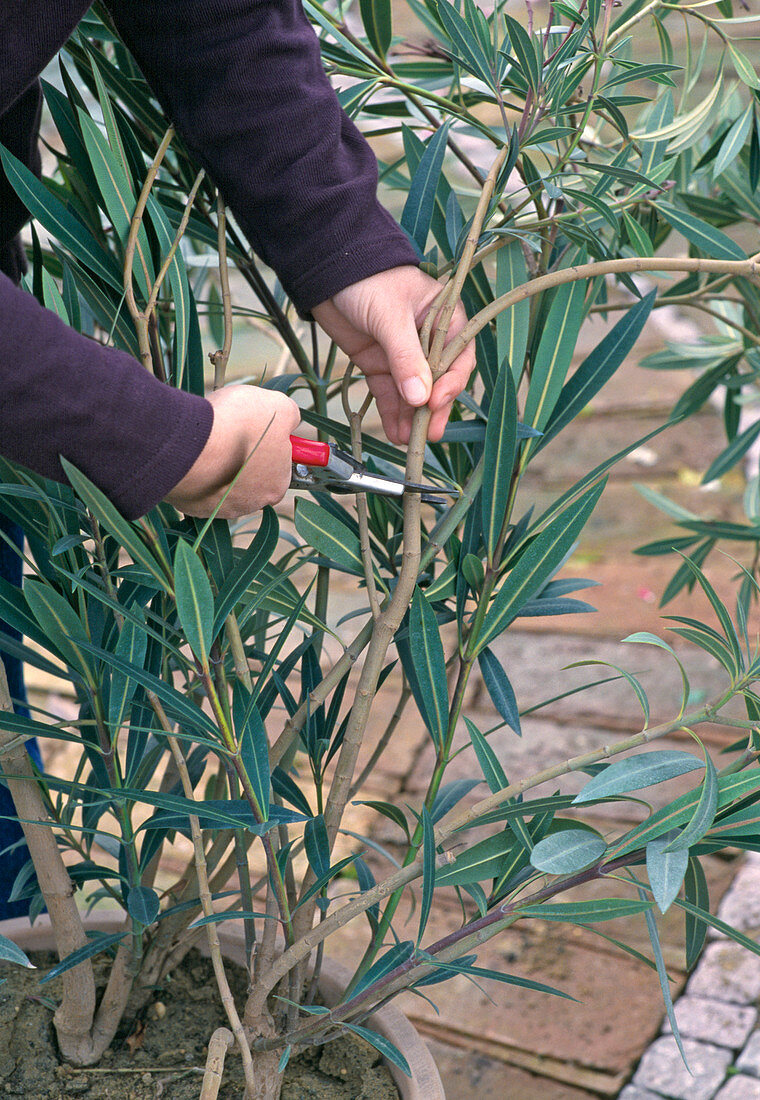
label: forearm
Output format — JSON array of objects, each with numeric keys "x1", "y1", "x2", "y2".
[{"x1": 0, "y1": 273, "x2": 213, "y2": 519}]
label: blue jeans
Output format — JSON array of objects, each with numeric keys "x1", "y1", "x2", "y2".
[{"x1": 0, "y1": 513, "x2": 38, "y2": 918}]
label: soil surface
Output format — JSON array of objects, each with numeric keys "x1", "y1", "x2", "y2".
[{"x1": 0, "y1": 949, "x2": 398, "y2": 1100}]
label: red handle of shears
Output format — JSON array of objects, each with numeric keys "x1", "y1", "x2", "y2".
[{"x1": 290, "y1": 435, "x2": 331, "y2": 467}]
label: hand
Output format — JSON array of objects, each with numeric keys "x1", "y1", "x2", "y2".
[
  {"x1": 311, "y1": 265, "x2": 476, "y2": 444},
  {"x1": 165, "y1": 385, "x2": 300, "y2": 518}
]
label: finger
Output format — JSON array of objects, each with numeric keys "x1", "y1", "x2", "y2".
[
  {"x1": 366, "y1": 374, "x2": 403, "y2": 444},
  {"x1": 372, "y1": 307, "x2": 433, "y2": 408},
  {"x1": 427, "y1": 402, "x2": 454, "y2": 442},
  {"x1": 428, "y1": 344, "x2": 476, "y2": 411}
]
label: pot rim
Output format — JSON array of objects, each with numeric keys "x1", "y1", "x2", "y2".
[{"x1": 0, "y1": 912, "x2": 445, "y2": 1100}]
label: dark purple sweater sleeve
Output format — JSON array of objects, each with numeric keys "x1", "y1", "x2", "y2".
[
  {"x1": 104, "y1": 0, "x2": 418, "y2": 314},
  {"x1": 0, "y1": 271, "x2": 213, "y2": 520}
]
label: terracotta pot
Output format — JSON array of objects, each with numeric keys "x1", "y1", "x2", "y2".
[{"x1": 0, "y1": 913, "x2": 445, "y2": 1100}]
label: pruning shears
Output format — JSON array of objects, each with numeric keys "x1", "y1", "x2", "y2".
[{"x1": 290, "y1": 436, "x2": 458, "y2": 506}]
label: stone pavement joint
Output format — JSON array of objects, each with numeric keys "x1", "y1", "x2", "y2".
[
  {"x1": 631, "y1": 1036, "x2": 732, "y2": 1100},
  {"x1": 737, "y1": 1032, "x2": 760, "y2": 1078},
  {"x1": 618, "y1": 1087, "x2": 665, "y2": 1100}
]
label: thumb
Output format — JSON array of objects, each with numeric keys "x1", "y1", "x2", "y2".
[{"x1": 374, "y1": 306, "x2": 433, "y2": 408}]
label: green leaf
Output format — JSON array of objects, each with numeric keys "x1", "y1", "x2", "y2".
[
  {"x1": 524, "y1": 274, "x2": 587, "y2": 433},
  {"x1": 61, "y1": 459, "x2": 170, "y2": 592},
  {"x1": 677, "y1": 557, "x2": 743, "y2": 672},
  {"x1": 173, "y1": 540, "x2": 215, "y2": 666},
  {"x1": 465, "y1": 716, "x2": 508, "y2": 794},
  {"x1": 530, "y1": 827, "x2": 607, "y2": 874},
  {"x1": 573, "y1": 750, "x2": 704, "y2": 804},
  {"x1": 360, "y1": 0, "x2": 392, "y2": 58},
  {"x1": 294, "y1": 498, "x2": 364, "y2": 576},
  {"x1": 436, "y1": 830, "x2": 519, "y2": 886},
  {"x1": 714, "y1": 102, "x2": 754, "y2": 178},
  {"x1": 665, "y1": 749, "x2": 718, "y2": 853},
  {"x1": 504, "y1": 13, "x2": 541, "y2": 93},
  {"x1": 0, "y1": 935, "x2": 34, "y2": 969},
  {"x1": 213, "y1": 508, "x2": 278, "y2": 633},
  {"x1": 304, "y1": 815, "x2": 330, "y2": 880},
  {"x1": 520, "y1": 898, "x2": 653, "y2": 923},
  {"x1": 40, "y1": 933, "x2": 126, "y2": 984},
  {"x1": 683, "y1": 857, "x2": 709, "y2": 969},
  {"x1": 400, "y1": 121, "x2": 451, "y2": 254},
  {"x1": 476, "y1": 479, "x2": 605, "y2": 653},
  {"x1": 127, "y1": 885, "x2": 160, "y2": 925},
  {"x1": 496, "y1": 239, "x2": 530, "y2": 382},
  {"x1": 624, "y1": 632, "x2": 690, "y2": 712},
  {"x1": 610, "y1": 770, "x2": 760, "y2": 860},
  {"x1": 234, "y1": 683, "x2": 271, "y2": 816},
  {"x1": 40, "y1": 268, "x2": 69, "y2": 324},
  {"x1": 406, "y1": 588, "x2": 449, "y2": 749},
  {"x1": 418, "y1": 806, "x2": 435, "y2": 945},
  {"x1": 482, "y1": 365, "x2": 517, "y2": 562},
  {"x1": 23, "y1": 580, "x2": 96, "y2": 688},
  {"x1": 623, "y1": 211, "x2": 654, "y2": 257},
  {"x1": 477, "y1": 648, "x2": 521, "y2": 735},
  {"x1": 647, "y1": 831, "x2": 689, "y2": 913},
  {"x1": 654, "y1": 202, "x2": 746, "y2": 261},
  {"x1": 566, "y1": 658, "x2": 649, "y2": 726},
  {"x1": 0, "y1": 144, "x2": 122, "y2": 291},
  {"x1": 702, "y1": 416, "x2": 760, "y2": 485},
  {"x1": 539, "y1": 291, "x2": 656, "y2": 449},
  {"x1": 728, "y1": 42, "x2": 760, "y2": 89},
  {"x1": 642, "y1": 887, "x2": 687, "y2": 1063},
  {"x1": 108, "y1": 613, "x2": 148, "y2": 735},
  {"x1": 344, "y1": 1024, "x2": 411, "y2": 1078},
  {"x1": 77, "y1": 109, "x2": 153, "y2": 298},
  {"x1": 436, "y1": 0, "x2": 496, "y2": 89}
]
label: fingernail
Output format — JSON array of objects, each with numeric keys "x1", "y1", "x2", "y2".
[{"x1": 402, "y1": 378, "x2": 428, "y2": 405}]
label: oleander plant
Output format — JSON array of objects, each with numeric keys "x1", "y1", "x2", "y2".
[{"x1": 2, "y1": 0, "x2": 760, "y2": 1097}]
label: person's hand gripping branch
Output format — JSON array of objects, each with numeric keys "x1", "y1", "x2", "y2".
[
  {"x1": 312, "y1": 265, "x2": 476, "y2": 445},
  {"x1": 166, "y1": 265, "x2": 475, "y2": 519}
]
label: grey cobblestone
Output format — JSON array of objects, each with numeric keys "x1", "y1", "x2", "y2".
[
  {"x1": 618, "y1": 1087, "x2": 663, "y2": 1100},
  {"x1": 737, "y1": 1031, "x2": 760, "y2": 1077},
  {"x1": 712, "y1": 858, "x2": 760, "y2": 939},
  {"x1": 661, "y1": 997, "x2": 757, "y2": 1049},
  {"x1": 633, "y1": 1036, "x2": 732, "y2": 1100},
  {"x1": 686, "y1": 942, "x2": 760, "y2": 1006},
  {"x1": 714, "y1": 1075, "x2": 760, "y2": 1099}
]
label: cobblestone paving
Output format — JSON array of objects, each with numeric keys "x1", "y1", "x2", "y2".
[{"x1": 620, "y1": 853, "x2": 760, "y2": 1099}]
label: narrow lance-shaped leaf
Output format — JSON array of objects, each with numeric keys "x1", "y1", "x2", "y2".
[
  {"x1": 234, "y1": 681, "x2": 271, "y2": 817},
  {"x1": 647, "y1": 831, "x2": 689, "y2": 914},
  {"x1": 665, "y1": 747, "x2": 718, "y2": 853},
  {"x1": 213, "y1": 507, "x2": 278, "y2": 633},
  {"x1": 475, "y1": 479, "x2": 605, "y2": 654},
  {"x1": 173, "y1": 540, "x2": 215, "y2": 667},
  {"x1": 0, "y1": 144, "x2": 122, "y2": 291},
  {"x1": 574, "y1": 750, "x2": 703, "y2": 805},
  {"x1": 359, "y1": 0, "x2": 392, "y2": 58},
  {"x1": 400, "y1": 121, "x2": 451, "y2": 255},
  {"x1": 294, "y1": 498, "x2": 365, "y2": 577},
  {"x1": 61, "y1": 459, "x2": 170, "y2": 592},
  {"x1": 482, "y1": 364, "x2": 517, "y2": 563},
  {"x1": 539, "y1": 291, "x2": 656, "y2": 450},
  {"x1": 496, "y1": 239, "x2": 530, "y2": 383},
  {"x1": 654, "y1": 202, "x2": 746, "y2": 261},
  {"x1": 406, "y1": 588, "x2": 449, "y2": 750},
  {"x1": 523, "y1": 273, "x2": 587, "y2": 434},
  {"x1": 304, "y1": 814, "x2": 330, "y2": 881},
  {"x1": 0, "y1": 935, "x2": 34, "y2": 969},
  {"x1": 683, "y1": 857, "x2": 709, "y2": 970},
  {"x1": 530, "y1": 828, "x2": 607, "y2": 874},
  {"x1": 23, "y1": 580, "x2": 97, "y2": 689},
  {"x1": 418, "y1": 806, "x2": 435, "y2": 945},
  {"x1": 477, "y1": 648, "x2": 521, "y2": 735},
  {"x1": 641, "y1": 886, "x2": 689, "y2": 1064},
  {"x1": 108, "y1": 612, "x2": 148, "y2": 736}
]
